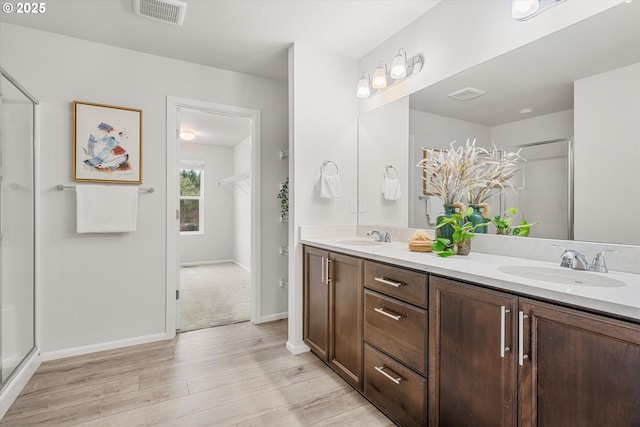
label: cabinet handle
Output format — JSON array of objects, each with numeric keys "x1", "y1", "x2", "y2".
[
  {"x1": 374, "y1": 365, "x2": 403, "y2": 384},
  {"x1": 374, "y1": 277, "x2": 404, "y2": 288},
  {"x1": 374, "y1": 307, "x2": 402, "y2": 320},
  {"x1": 321, "y1": 257, "x2": 327, "y2": 284},
  {"x1": 326, "y1": 258, "x2": 333, "y2": 284},
  {"x1": 519, "y1": 311, "x2": 529, "y2": 366},
  {"x1": 500, "y1": 306, "x2": 511, "y2": 358}
]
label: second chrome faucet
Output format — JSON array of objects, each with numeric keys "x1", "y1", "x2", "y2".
[
  {"x1": 556, "y1": 246, "x2": 618, "y2": 273},
  {"x1": 367, "y1": 230, "x2": 391, "y2": 243}
]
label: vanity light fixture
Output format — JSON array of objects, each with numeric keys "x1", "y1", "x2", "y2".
[
  {"x1": 371, "y1": 62, "x2": 388, "y2": 89},
  {"x1": 357, "y1": 49, "x2": 424, "y2": 98},
  {"x1": 512, "y1": 0, "x2": 566, "y2": 21},
  {"x1": 179, "y1": 130, "x2": 195, "y2": 141}
]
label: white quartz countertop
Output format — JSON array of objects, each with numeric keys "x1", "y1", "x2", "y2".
[{"x1": 301, "y1": 236, "x2": 640, "y2": 323}]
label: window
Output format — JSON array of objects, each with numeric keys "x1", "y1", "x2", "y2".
[{"x1": 180, "y1": 168, "x2": 204, "y2": 233}]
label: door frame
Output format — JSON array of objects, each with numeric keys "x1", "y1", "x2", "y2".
[{"x1": 165, "y1": 96, "x2": 261, "y2": 337}]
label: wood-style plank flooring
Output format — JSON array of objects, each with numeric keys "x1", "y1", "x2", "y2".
[{"x1": 1, "y1": 320, "x2": 393, "y2": 426}]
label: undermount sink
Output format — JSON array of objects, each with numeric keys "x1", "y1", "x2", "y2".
[
  {"x1": 498, "y1": 265, "x2": 626, "y2": 288},
  {"x1": 336, "y1": 239, "x2": 383, "y2": 247}
]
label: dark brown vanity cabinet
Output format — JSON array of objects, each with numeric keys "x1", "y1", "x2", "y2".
[
  {"x1": 303, "y1": 246, "x2": 364, "y2": 390},
  {"x1": 364, "y1": 261, "x2": 429, "y2": 426},
  {"x1": 430, "y1": 276, "x2": 640, "y2": 427}
]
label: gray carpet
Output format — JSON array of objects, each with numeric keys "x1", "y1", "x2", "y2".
[{"x1": 179, "y1": 262, "x2": 251, "y2": 332}]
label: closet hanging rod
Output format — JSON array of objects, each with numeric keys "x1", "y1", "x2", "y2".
[{"x1": 56, "y1": 184, "x2": 155, "y2": 193}]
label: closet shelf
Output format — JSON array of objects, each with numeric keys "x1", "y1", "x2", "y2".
[{"x1": 218, "y1": 172, "x2": 250, "y2": 193}]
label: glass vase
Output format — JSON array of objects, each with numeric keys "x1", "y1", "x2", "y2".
[
  {"x1": 436, "y1": 204, "x2": 456, "y2": 241},
  {"x1": 469, "y1": 204, "x2": 487, "y2": 234},
  {"x1": 456, "y1": 238, "x2": 471, "y2": 255}
]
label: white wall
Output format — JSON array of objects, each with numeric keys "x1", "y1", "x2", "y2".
[
  {"x1": 0, "y1": 23, "x2": 288, "y2": 357},
  {"x1": 179, "y1": 143, "x2": 234, "y2": 264},
  {"x1": 358, "y1": 97, "x2": 409, "y2": 226},
  {"x1": 233, "y1": 137, "x2": 251, "y2": 270},
  {"x1": 490, "y1": 109, "x2": 574, "y2": 148},
  {"x1": 574, "y1": 63, "x2": 640, "y2": 245},
  {"x1": 358, "y1": 0, "x2": 622, "y2": 114},
  {"x1": 287, "y1": 44, "x2": 359, "y2": 353}
]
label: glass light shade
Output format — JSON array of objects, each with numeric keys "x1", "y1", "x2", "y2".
[
  {"x1": 356, "y1": 76, "x2": 371, "y2": 98},
  {"x1": 180, "y1": 130, "x2": 195, "y2": 141},
  {"x1": 371, "y1": 65, "x2": 387, "y2": 89},
  {"x1": 390, "y1": 54, "x2": 407, "y2": 79},
  {"x1": 512, "y1": 0, "x2": 539, "y2": 19}
]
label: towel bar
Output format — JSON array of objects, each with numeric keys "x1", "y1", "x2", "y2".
[{"x1": 56, "y1": 184, "x2": 154, "y2": 193}]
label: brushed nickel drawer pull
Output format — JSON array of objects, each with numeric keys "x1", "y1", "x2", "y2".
[
  {"x1": 374, "y1": 365, "x2": 403, "y2": 384},
  {"x1": 519, "y1": 311, "x2": 529, "y2": 366},
  {"x1": 500, "y1": 306, "x2": 511, "y2": 358},
  {"x1": 374, "y1": 307, "x2": 402, "y2": 320},
  {"x1": 374, "y1": 277, "x2": 404, "y2": 287}
]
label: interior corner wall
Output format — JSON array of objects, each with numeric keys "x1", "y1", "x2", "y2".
[
  {"x1": 233, "y1": 137, "x2": 251, "y2": 270},
  {"x1": 490, "y1": 109, "x2": 574, "y2": 148},
  {"x1": 0, "y1": 23, "x2": 288, "y2": 356},
  {"x1": 287, "y1": 43, "x2": 359, "y2": 352},
  {"x1": 574, "y1": 63, "x2": 640, "y2": 245},
  {"x1": 358, "y1": 0, "x2": 622, "y2": 114},
  {"x1": 179, "y1": 143, "x2": 234, "y2": 264}
]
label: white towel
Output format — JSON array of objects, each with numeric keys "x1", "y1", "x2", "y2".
[
  {"x1": 76, "y1": 185, "x2": 139, "y2": 233},
  {"x1": 382, "y1": 177, "x2": 401, "y2": 200},
  {"x1": 317, "y1": 173, "x2": 343, "y2": 199},
  {"x1": 426, "y1": 196, "x2": 444, "y2": 225}
]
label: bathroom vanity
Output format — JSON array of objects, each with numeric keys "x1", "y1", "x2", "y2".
[{"x1": 301, "y1": 235, "x2": 640, "y2": 426}]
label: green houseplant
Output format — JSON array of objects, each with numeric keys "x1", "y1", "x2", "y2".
[
  {"x1": 489, "y1": 207, "x2": 538, "y2": 236},
  {"x1": 430, "y1": 207, "x2": 487, "y2": 257}
]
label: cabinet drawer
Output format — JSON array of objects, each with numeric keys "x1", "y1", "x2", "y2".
[
  {"x1": 365, "y1": 290, "x2": 427, "y2": 375},
  {"x1": 364, "y1": 343, "x2": 426, "y2": 427},
  {"x1": 365, "y1": 261, "x2": 427, "y2": 308}
]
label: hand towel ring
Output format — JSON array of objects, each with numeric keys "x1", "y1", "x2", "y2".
[
  {"x1": 321, "y1": 160, "x2": 339, "y2": 175},
  {"x1": 384, "y1": 164, "x2": 398, "y2": 178}
]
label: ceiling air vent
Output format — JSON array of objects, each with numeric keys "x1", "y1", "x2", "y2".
[
  {"x1": 133, "y1": 0, "x2": 187, "y2": 26},
  {"x1": 448, "y1": 87, "x2": 486, "y2": 101}
]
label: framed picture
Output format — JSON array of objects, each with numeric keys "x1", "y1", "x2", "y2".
[
  {"x1": 422, "y1": 148, "x2": 443, "y2": 195},
  {"x1": 73, "y1": 101, "x2": 142, "y2": 184}
]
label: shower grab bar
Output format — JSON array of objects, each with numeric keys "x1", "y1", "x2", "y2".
[{"x1": 56, "y1": 184, "x2": 154, "y2": 193}]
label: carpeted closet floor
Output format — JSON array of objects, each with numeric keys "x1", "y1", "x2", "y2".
[{"x1": 179, "y1": 263, "x2": 251, "y2": 332}]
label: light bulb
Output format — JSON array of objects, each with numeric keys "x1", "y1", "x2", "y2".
[
  {"x1": 180, "y1": 130, "x2": 195, "y2": 141},
  {"x1": 356, "y1": 75, "x2": 371, "y2": 98},
  {"x1": 390, "y1": 52, "x2": 407, "y2": 79},
  {"x1": 512, "y1": 0, "x2": 539, "y2": 19},
  {"x1": 371, "y1": 64, "x2": 387, "y2": 89}
]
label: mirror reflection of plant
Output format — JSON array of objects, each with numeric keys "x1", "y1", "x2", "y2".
[
  {"x1": 490, "y1": 207, "x2": 538, "y2": 236},
  {"x1": 431, "y1": 207, "x2": 488, "y2": 257},
  {"x1": 468, "y1": 149, "x2": 523, "y2": 205}
]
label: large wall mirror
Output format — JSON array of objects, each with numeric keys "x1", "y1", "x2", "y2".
[{"x1": 358, "y1": 1, "x2": 640, "y2": 246}]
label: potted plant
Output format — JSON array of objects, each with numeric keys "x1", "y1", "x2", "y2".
[
  {"x1": 489, "y1": 207, "x2": 538, "y2": 236},
  {"x1": 430, "y1": 207, "x2": 487, "y2": 257}
]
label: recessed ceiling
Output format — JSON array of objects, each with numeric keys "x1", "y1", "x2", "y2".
[
  {"x1": 0, "y1": 0, "x2": 441, "y2": 82},
  {"x1": 410, "y1": 1, "x2": 640, "y2": 126}
]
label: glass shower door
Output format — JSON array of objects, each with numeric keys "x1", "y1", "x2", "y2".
[{"x1": 0, "y1": 70, "x2": 36, "y2": 385}]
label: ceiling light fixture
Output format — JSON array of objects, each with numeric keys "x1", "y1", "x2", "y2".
[
  {"x1": 357, "y1": 49, "x2": 424, "y2": 98},
  {"x1": 512, "y1": 0, "x2": 566, "y2": 20},
  {"x1": 180, "y1": 130, "x2": 195, "y2": 141}
]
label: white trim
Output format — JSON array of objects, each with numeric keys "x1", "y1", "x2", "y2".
[
  {"x1": 166, "y1": 96, "x2": 261, "y2": 336},
  {"x1": 286, "y1": 340, "x2": 311, "y2": 355},
  {"x1": 259, "y1": 311, "x2": 288, "y2": 324},
  {"x1": 179, "y1": 259, "x2": 235, "y2": 267},
  {"x1": 0, "y1": 349, "x2": 41, "y2": 419},
  {"x1": 42, "y1": 333, "x2": 168, "y2": 361}
]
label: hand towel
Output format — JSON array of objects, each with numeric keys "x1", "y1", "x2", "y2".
[
  {"x1": 76, "y1": 185, "x2": 139, "y2": 233},
  {"x1": 317, "y1": 172, "x2": 343, "y2": 199},
  {"x1": 426, "y1": 196, "x2": 444, "y2": 225},
  {"x1": 382, "y1": 177, "x2": 402, "y2": 200}
]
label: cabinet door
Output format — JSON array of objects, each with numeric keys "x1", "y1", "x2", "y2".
[
  {"x1": 519, "y1": 299, "x2": 640, "y2": 426},
  {"x1": 330, "y1": 252, "x2": 364, "y2": 390},
  {"x1": 303, "y1": 246, "x2": 330, "y2": 361},
  {"x1": 429, "y1": 276, "x2": 518, "y2": 427}
]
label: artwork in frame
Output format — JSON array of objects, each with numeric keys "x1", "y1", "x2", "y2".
[{"x1": 73, "y1": 101, "x2": 143, "y2": 184}]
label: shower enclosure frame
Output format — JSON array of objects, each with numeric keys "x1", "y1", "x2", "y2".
[{"x1": 0, "y1": 66, "x2": 41, "y2": 417}]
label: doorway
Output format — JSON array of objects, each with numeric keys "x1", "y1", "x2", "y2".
[{"x1": 166, "y1": 97, "x2": 261, "y2": 336}]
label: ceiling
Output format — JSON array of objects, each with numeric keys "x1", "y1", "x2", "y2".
[
  {"x1": 179, "y1": 108, "x2": 251, "y2": 146},
  {"x1": 409, "y1": 1, "x2": 640, "y2": 126},
  {"x1": 0, "y1": 0, "x2": 440, "y2": 82}
]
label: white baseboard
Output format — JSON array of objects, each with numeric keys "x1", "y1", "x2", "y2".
[
  {"x1": 233, "y1": 260, "x2": 250, "y2": 271},
  {"x1": 0, "y1": 348, "x2": 41, "y2": 419},
  {"x1": 257, "y1": 311, "x2": 288, "y2": 324},
  {"x1": 180, "y1": 259, "x2": 234, "y2": 267},
  {"x1": 286, "y1": 340, "x2": 310, "y2": 355},
  {"x1": 42, "y1": 332, "x2": 169, "y2": 361}
]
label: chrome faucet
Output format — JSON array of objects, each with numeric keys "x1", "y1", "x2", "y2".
[
  {"x1": 555, "y1": 246, "x2": 618, "y2": 273},
  {"x1": 367, "y1": 230, "x2": 391, "y2": 242}
]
